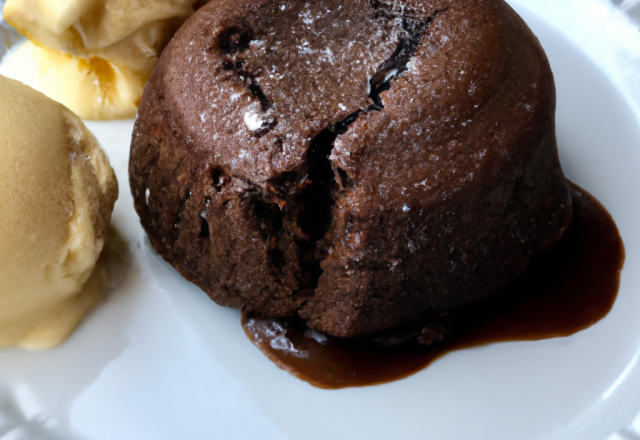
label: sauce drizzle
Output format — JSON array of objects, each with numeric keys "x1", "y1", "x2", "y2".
[{"x1": 242, "y1": 183, "x2": 625, "y2": 389}]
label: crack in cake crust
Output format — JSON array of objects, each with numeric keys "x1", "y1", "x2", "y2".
[{"x1": 290, "y1": 5, "x2": 446, "y2": 309}]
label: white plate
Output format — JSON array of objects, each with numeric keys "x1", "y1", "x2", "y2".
[{"x1": 1, "y1": 3, "x2": 640, "y2": 440}]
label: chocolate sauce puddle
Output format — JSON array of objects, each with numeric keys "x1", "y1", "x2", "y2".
[{"x1": 242, "y1": 182, "x2": 625, "y2": 389}]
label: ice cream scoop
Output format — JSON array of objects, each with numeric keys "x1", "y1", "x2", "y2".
[
  {"x1": 2, "y1": 0, "x2": 209, "y2": 119},
  {"x1": 1, "y1": 41, "x2": 145, "y2": 120},
  {"x1": 0, "y1": 74, "x2": 118, "y2": 350}
]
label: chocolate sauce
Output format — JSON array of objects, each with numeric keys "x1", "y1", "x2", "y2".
[{"x1": 242, "y1": 183, "x2": 625, "y2": 389}]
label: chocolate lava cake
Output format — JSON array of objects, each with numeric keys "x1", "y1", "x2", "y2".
[{"x1": 129, "y1": 0, "x2": 573, "y2": 338}]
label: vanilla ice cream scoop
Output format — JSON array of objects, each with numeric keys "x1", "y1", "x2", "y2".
[
  {"x1": 0, "y1": 74, "x2": 118, "y2": 350},
  {"x1": 2, "y1": 0, "x2": 208, "y2": 120}
]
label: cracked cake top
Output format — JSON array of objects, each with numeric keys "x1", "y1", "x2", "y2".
[{"x1": 146, "y1": 0, "x2": 454, "y2": 183}]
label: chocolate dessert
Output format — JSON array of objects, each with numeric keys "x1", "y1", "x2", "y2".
[{"x1": 130, "y1": 0, "x2": 572, "y2": 339}]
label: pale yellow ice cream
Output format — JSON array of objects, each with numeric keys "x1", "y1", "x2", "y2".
[
  {"x1": 2, "y1": 41, "x2": 145, "y2": 120},
  {"x1": 0, "y1": 74, "x2": 118, "y2": 350},
  {"x1": 2, "y1": 0, "x2": 208, "y2": 120}
]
